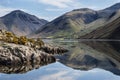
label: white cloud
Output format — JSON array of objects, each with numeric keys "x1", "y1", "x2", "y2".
[
  {"x1": 116, "y1": 0, "x2": 120, "y2": 2},
  {"x1": 35, "y1": 0, "x2": 120, "y2": 11},
  {"x1": 37, "y1": 0, "x2": 79, "y2": 8},
  {"x1": 0, "y1": 6, "x2": 15, "y2": 17},
  {"x1": 45, "y1": 8, "x2": 64, "y2": 11},
  {"x1": 36, "y1": 69, "x2": 100, "y2": 80},
  {"x1": 37, "y1": 71, "x2": 74, "y2": 80},
  {"x1": 36, "y1": 0, "x2": 100, "y2": 12}
]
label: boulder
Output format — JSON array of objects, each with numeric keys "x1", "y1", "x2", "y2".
[{"x1": 0, "y1": 41, "x2": 56, "y2": 65}]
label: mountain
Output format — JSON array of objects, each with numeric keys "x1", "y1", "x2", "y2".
[
  {"x1": 79, "y1": 15, "x2": 120, "y2": 39},
  {"x1": 33, "y1": 8, "x2": 99, "y2": 38},
  {"x1": 33, "y1": 3, "x2": 120, "y2": 38},
  {"x1": 0, "y1": 10, "x2": 48, "y2": 36}
]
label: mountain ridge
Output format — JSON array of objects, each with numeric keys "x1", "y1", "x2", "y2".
[
  {"x1": 33, "y1": 2, "x2": 120, "y2": 38},
  {"x1": 0, "y1": 10, "x2": 48, "y2": 36}
]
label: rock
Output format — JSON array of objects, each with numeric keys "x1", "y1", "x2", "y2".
[
  {"x1": 0, "y1": 30, "x2": 67, "y2": 65},
  {"x1": 0, "y1": 41, "x2": 56, "y2": 65},
  {"x1": 39, "y1": 44, "x2": 68, "y2": 55}
]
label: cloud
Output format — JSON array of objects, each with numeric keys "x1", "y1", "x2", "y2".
[
  {"x1": 36, "y1": 68, "x2": 100, "y2": 80},
  {"x1": 116, "y1": 0, "x2": 120, "y2": 2},
  {"x1": 35, "y1": 0, "x2": 120, "y2": 11},
  {"x1": 37, "y1": 71, "x2": 74, "y2": 80},
  {"x1": 37, "y1": 0, "x2": 80, "y2": 8},
  {"x1": 0, "y1": 6, "x2": 15, "y2": 17},
  {"x1": 45, "y1": 8, "x2": 64, "y2": 11},
  {"x1": 36, "y1": 0, "x2": 101, "y2": 12}
]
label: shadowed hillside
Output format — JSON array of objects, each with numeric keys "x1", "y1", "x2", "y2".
[{"x1": 0, "y1": 10, "x2": 48, "y2": 36}]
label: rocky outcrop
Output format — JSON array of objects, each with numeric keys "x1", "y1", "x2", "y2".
[
  {"x1": 39, "y1": 45, "x2": 68, "y2": 54},
  {"x1": 0, "y1": 42, "x2": 56, "y2": 65},
  {"x1": 0, "y1": 29, "x2": 68, "y2": 71}
]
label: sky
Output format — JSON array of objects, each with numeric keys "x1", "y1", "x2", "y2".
[{"x1": 0, "y1": 0, "x2": 120, "y2": 21}]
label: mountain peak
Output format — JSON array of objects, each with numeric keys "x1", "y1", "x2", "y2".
[
  {"x1": 73, "y1": 8, "x2": 94, "y2": 11},
  {"x1": 11, "y1": 10, "x2": 24, "y2": 13},
  {"x1": 104, "y1": 2, "x2": 120, "y2": 11},
  {"x1": 113, "y1": 2, "x2": 120, "y2": 6},
  {"x1": 0, "y1": 10, "x2": 48, "y2": 36},
  {"x1": 10, "y1": 10, "x2": 28, "y2": 15},
  {"x1": 34, "y1": 3, "x2": 120, "y2": 38},
  {"x1": 65, "y1": 8, "x2": 95, "y2": 16},
  {"x1": 1, "y1": 10, "x2": 29, "y2": 19}
]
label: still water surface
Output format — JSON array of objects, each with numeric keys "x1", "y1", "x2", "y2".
[{"x1": 0, "y1": 39, "x2": 120, "y2": 80}]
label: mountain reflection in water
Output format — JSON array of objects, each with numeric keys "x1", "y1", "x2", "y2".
[
  {"x1": 55, "y1": 40, "x2": 120, "y2": 75},
  {"x1": 0, "y1": 40, "x2": 120, "y2": 80}
]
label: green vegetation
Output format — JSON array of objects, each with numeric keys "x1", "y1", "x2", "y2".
[
  {"x1": 12, "y1": 36, "x2": 19, "y2": 44},
  {"x1": 19, "y1": 36, "x2": 28, "y2": 45},
  {"x1": 0, "y1": 30, "x2": 44, "y2": 48}
]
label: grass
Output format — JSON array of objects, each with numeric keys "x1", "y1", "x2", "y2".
[{"x1": 0, "y1": 30, "x2": 44, "y2": 48}]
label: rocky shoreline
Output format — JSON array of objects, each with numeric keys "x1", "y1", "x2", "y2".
[
  {"x1": 39, "y1": 44, "x2": 68, "y2": 54},
  {"x1": 0, "y1": 29, "x2": 68, "y2": 68},
  {"x1": 0, "y1": 41, "x2": 67, "y2": 66}
]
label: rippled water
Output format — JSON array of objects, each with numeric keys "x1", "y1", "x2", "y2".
[{"x1": 0, "y1": 39, "x2": 120, "y2": 80}]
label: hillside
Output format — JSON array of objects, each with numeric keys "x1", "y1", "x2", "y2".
[
  {"x1": 78, "y1": 15, "x2": 120, "y2": 39},
  {"x1": 0, "y1": 10, "x2": 48, "y2": 36},
  {"x1": 33, "y1": 3, "x2": 120, "y2": 38}
]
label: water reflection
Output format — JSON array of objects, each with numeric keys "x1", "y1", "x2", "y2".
[
  {"x1": 0, "y1": 40, "x2": 120, "y2": 80},
  {"x1": 55, "y1": 41, "x2": 120, "y2": 75},
  {"x1": 0, "y1": 55, "x2": 56, "y2": 74}
]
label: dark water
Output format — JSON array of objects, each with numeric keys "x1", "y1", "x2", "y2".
[{"x1": 0, "y1": 40, "x2": 120, "y2": 80}]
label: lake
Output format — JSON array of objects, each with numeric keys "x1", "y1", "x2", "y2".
[{"x1": 0, "y1": 39, "x2": 120, "y2": 80}]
